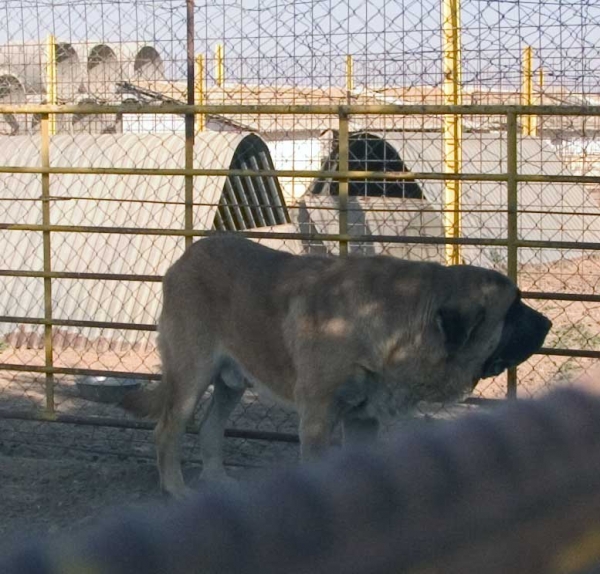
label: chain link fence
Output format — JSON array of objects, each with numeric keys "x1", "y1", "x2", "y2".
[{"x1": 0, "y1": 0, "x2": 599, "y2": 471}]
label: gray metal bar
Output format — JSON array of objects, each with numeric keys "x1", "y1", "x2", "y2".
[
  {"x1": 228, "y1": 175, "x2": 258, "y2": 228},
  {"x1": 240, "y1": 157, "x2": 278, "y2": 226},
  {"x1": 0, "y1": 409, "x2": 300, "y2": 443},
  {"x1": 1, "y1": 102, "x2": 600, "y2": 115},
  {"x1": 233, "y1": 163, "x2": 268, "y2": 227},
  {"x1": 217, "y1": 188, "x2": 238, "y2": 231},
  {"x1": 257, "y1": 150, "x2": 290, "y2": 224},
  {"x1": 222, "y1": 179, "x2": 249, "y2": 230}
]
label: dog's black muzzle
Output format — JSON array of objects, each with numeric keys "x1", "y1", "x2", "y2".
[{"x1": 480, "y1": 302, "x2": 552, "y2": 379}]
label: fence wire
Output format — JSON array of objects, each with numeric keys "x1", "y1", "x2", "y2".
[{"x1": 0, "y1": 0, "x2": 599, "y2": 470}]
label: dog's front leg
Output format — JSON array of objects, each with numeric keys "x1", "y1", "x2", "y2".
[
  {"x1": 342, "y1": 414, "x2": 380, "y2": 445},
  {"x1": 297, "y1": 398, "x2": 335, "y2": 461}
]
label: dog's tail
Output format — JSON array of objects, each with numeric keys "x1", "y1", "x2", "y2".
[{"x1": 120, "y1": 380, "x2": 169, "y2": 419}]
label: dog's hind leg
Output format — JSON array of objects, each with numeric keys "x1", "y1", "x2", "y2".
[
  {"x1": 154, "y1": 353, "x2": 214, "y2": 498},
  {"x1": 154, "y1": 377, "x2": 197, "y2": 497},
  {"x1": 198, "y1": 364, "x2": 246, "y2": 482}
]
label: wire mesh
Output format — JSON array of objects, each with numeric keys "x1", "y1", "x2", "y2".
[{"x1": 0, "y1": 0, "x2": 600, "y2": 473}]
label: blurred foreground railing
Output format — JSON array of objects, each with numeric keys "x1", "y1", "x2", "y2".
[{"x1": 3, "y1": 387, "x2": 600, "y2": 574}]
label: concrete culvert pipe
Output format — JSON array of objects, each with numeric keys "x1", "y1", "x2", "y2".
[
  {"x1": 55, "y1": 42, "x2": 85, "y2": 100},
  {"x1": 0, "y1": 72, "x2": 27, "y2": 135},
  {"x1": 312, "y1": 131, "x2": 424, "y2": 198},
  {"x1": 0, "y1": 42, "x2": 83, "y2": 101},
  {"x1": 133, "y1": 46, "x2": 164, "y2": 81},
  {"x1": 87, "y1": 43, "x2": 120, "y2": 99}
]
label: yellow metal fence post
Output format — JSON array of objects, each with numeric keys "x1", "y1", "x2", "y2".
[
  {"x1": 45, "y1": 35, "x2": 57, "y2": 136},
  {"x1": 537, "y1": 65, "x2": 544, "y2": 137},
  {"x1": 338, "y1": 109, "x2": 350, "y2": 257},
  {"x1": 195, "y1": 54, "x2": 206, "y2": 132},
  {"x1": 346, "y1": 55, "x2": 354, "y2": 104},
  {"x1": 522, "y1": 46, "x2": 535, "y2": 136},
  {"x1": 40, "y1": 114, "x2": 54, "y2": 412},
  {"x1": 507, "y1": 111, "x2": 519, "y2": 399},
  {"x1": 185, "y1": 0, "x2": 195, "y2": 249},
  {"x1": 442, "y1": 0, "x2": 463, "y2": 265},
  {"x1": 215, "y1": 43, "x2": 224, "y2": 88}
]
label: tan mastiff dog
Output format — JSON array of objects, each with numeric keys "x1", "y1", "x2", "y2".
[{"x1": 123, "y1": 235, "x2": 551, "y2": 496}]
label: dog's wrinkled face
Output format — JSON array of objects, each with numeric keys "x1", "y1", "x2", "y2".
[
  {"x1": 432, "y1": 268, "x2": 553, "y2": 401},
  {"x1": 479, "y1": 290, "x2": 552, "y2": 379}
]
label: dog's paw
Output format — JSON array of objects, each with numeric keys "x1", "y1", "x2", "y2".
[{"x1": 161, "y1": 484, "x2": 196, "y2": 500}]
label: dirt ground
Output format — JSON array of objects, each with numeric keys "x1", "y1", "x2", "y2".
[
  {"x1": 0, "y1": 373, "x2": 482, "y2": 546},
  {"x1": 0, "y1": 401, "x2": 481, "y2": 551},
  {"x1": 0, "y1": 374, "x2": 302, "y2": 543},
  {"x1": 0, "y1": 434, "x2": 287, "y2": 535},
  {"x1": 1, "y1": 253, "x2": 600, "y2": 546}
]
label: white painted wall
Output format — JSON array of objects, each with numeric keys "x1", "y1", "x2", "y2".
[
  {"x1": 121, "y1": 113, "x2": 185, "y2": 133},
  {"x1": 267, "y1": 137, "x2": 327, "y2": 204}
]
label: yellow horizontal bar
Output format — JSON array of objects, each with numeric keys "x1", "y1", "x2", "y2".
[
  {"x1": 0, "y1": 315, "x2": 156, "y2": 331},
  {"x1": 0, "y1": 275, "x2": 593, "y2": 302},
  {"x1": 0, "y1": 270, "x2": 163, "y2": 281},
  {"x1": 0, "y1": 363, "x2": 162, "y2": 381},
  {"x1": 0, "y1": 164, "x2": 599, "y2": 184},
  {"x1": 0, "y1": 224, "x2": 498, "y2": 244},
  {"x1": 0, "y1": 103, "x2": 600, "y2": 116},
  {"x1": 0, "y1": 224, "x2": 599, "y2": 251},
  {"x1": 2, "y1": 200, "x2": 598, "y2": 219},
  {"x1": 0, "y1": 165, "x2": 479, "y2": 180}
]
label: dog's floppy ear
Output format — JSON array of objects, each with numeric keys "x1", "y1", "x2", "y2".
[{"x1": 436, "y1": 303, "x2": 485, "y2": 356}]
